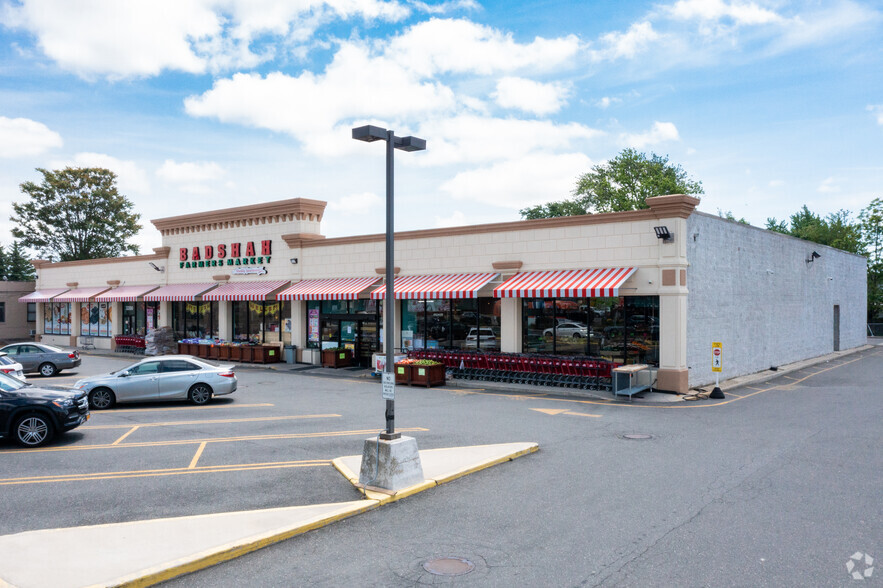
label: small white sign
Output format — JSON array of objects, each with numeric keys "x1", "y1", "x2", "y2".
[
  {"x1": 232, "y1": 266, "x2": 267, "y2": 275},
  {"x1": 382, "y1": 372, "x2": 395, "y2": 400}
]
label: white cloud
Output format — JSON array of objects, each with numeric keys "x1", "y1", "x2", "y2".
[
  {"x1": 596, "y1": 96, "x2": 622, "y2": 109},
  {"x1": 817, "y1": 177, "x2": 840, "y2": 193},
  {"x1": 50, "y1": 152, "x2": 151, "y2": 195},
  {"x1": 0, "y1": 116, "x2": 63, "y2": 157},
  {"x1": 411, "y1": 0, "x2": 479, "y2": 15},
  {"x1": 1, "y1": 0, "x2": 411, "y2": 78},
  {"x1": 416, "y1": 115, "x2": 603, "y2": 167},
  {"x1": 771, "y1": 1, "x2": 880, "y2": 52},
  {"x1": 327, "y1": 191, "x2": 383, "y2": 214},
  {"x1": 868, "y1": 104, "x2": 883, "y2": 125},
  {"x1": 665, "y1": 0, "x2": 782, "y2": 26},
  {"x1": 434, "y1": 210, "x2": 467, "y2": 228},
  {"x1": 492, "y1": 77, "x2": 570, "y2": 115},
  {"x1": 768, "y1": 179, "x2": 785, "y2": 187},
  {"x1": 439, "y1": 152, "x2": 592, "y2": 209},
  {"x1": 589, "y1": 22, "x2": 660, "y2": 62},
  {"x1": 156, "y1": 159, "x2": 225, "y2": 194},
  {"x1": 387, "y1": 18, "x2": 581, "y2": 77},
  {"x1": 620, "y1": 121, "x2": 680, "y2": 148}
]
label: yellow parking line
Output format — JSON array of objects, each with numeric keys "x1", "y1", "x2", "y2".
[
  {"x1": 112, "y1": 426, "x2": 139, "y2": 445},
  {"x1": 83, "y1": 414, "x2": 342, "y2": 430},
  {"x1": 188, "y1": 442, "x2": 207, "y2": 469},
  {"x1": 0, "y1": 427, "x2": 430, "y2": 455},
  {"x1": 101, "y1": 403, "x2": 274, "y2": 414},
  {"x1": 0, "y1": 459, "x2": 332, "y2": 486}
]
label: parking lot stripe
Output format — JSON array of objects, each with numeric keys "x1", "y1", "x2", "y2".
[
  {"x1": 112, "y1": 426, "x2": 139, "y2": 445},
  {"x1": 189, "y1": 442, "x2": 207, "y2": 469},
  {"x1": 0, "y1": 427, "x2": 430, "y2": 455},
  {"x1": 0, "y1": 459, "x2": 333, "y2": 486},
  {"x1": 83, "y1": 414, "x2": 342, "y2": 430},
  {"x1": 104, "y1": 403, "x2": 274, "y2": 414}
]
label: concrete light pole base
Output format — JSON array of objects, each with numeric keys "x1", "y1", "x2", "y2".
[{"x1": 358, "y1": 435, "x2": 425, "y2": 492}]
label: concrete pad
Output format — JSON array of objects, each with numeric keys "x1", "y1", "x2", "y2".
[
  {"x1": 358, "y1": 435, "x2": 425, "y2": 491},
  {"x1": 0, "y1": 501, "x2": 376, "y2": 588},
  {"x1": 334, "y1": 441, "x2": 539, "y2": 504}
]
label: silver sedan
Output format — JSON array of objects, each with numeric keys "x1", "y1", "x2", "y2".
[
  {"x1": 0, "y1": 343, "x2": 81, "y2": 377},
  {"x1": 73, "y1": 355, "x2": 237, "y2": 409}
]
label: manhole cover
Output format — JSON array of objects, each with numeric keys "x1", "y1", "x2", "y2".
[
  {"x1": 621, "y1": 433, "x2": 653, "y2": 440},
  {"x1": 422, "y1": 557, "x2": 475, "y2": 576}
]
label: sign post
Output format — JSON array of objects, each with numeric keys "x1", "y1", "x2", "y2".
[{"x1": 710, "y1": 342, "x2": 724, "y2": 399}]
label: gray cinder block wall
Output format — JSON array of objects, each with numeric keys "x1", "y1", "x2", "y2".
[{"x1": 686, "y1": 213, "x2": 867, "y2": 389}]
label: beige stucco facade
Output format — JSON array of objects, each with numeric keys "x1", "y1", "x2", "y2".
[
  {"x1": 0, "y1": 281, "x2": 36, "y2": 343},
  {"x1": 32, "y1": 195, "x2": 697, "y2": 392}
]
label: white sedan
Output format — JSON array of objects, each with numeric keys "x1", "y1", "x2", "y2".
[
  {"x1": 73, "y1": 355, "x2": 237, "y2": 410},
  {"x1": 543, "y1": 322, "x2": 589, "y2": 338},
  {"x1": 0, "y1": 352, "x2": 26, "y2": 382}
]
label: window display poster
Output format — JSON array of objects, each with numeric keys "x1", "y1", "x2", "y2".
[
  {"x1": 44, "y1": 303, "x2": 52, "y2": 334},
  {"x1": 283, "y1": 318, "x2": 292, "y2": 333},
  {"x1": 308, "y1": 308, "x2": 320, "y2": 343},
  {"x1": 81, "y1": 303, "x2": 91, "y2": 336},
  {"x1": 99, "y1": 302, "x2": 109, "y2": 337},
  {"x1": 146, "y1": 307, "x2": 155, "y2": 334}
]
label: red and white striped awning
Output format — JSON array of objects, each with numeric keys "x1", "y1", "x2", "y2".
[
  {"x1": 95, "y1": 285, "x2": 160, "y2": 302},
  {"x1": 201, "y1": 280, "x2": 290, "y2": 301},
  {"x1": 276, "y1": 277, "x2": 381, "y2": 301},
  {"x1": 370, "y1": 273, "x2": 498, "y2": 300},
  {"x1": 493, "y1": 267, "x2": 637, "y2": 298},
  {"x1": 143, "y1": 283, "x2": 218, "y2": 302},
  {"x1": 18, "y1": 288, "x2": 69, "y2": 303},
  {"x1": 54, "y1": 287, "x2": 112, "y2": 302}
]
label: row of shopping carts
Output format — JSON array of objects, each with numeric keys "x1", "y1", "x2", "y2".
[
  {"x1": 114, "y1": 335, "x2": 146, "y2": 355},
  {"x1": 408, "y1": 349, "x2": 618, "y2": 390}
]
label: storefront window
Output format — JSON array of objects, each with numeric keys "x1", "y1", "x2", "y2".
[
  {"x1": 80, "y1": 302, "x2": 112, "y2": 337},
  {"x1": 402, "y1": 298, "x2": 500, "y2": 350},
  {"x1": 321, "y1": 300, "x2": 348, "y2": 314},
  {"x1": 123, "y1": 301, "x2": 160, "y2": 336},
  {"x1": 172, "y1": 302, "x2": 218, "y2": 340},
  {"x1": 307, "y1": 301, "x2": 320, "y2": 348},
  {"x1": 43, "y1": 302, "x2": 71, "y2": 335},
  {"x1": 522, "y1": 296, "x2": 659, "y2": 365},
  {"x1": 263, "y1": 302, "x2": 282, "y2": 344}
]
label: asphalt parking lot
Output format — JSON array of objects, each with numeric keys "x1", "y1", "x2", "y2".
[{"x1": 2, "y1": 347, "x2": 881, "y2": 586}]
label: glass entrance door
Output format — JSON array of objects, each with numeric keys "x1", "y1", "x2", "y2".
[{"x1": 358, "y1": 320, "x2": 379, "y2": 367}]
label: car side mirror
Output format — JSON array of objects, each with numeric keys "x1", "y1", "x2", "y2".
[{"x1": 119, "y1": 371, "x2": 130, "y2": 377}]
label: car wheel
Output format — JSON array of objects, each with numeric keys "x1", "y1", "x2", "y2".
[
  {"x1": 188, "y1": 384, "x2": 213, "y2": 405},
  {"x1": 89, "y1": 388, "x2": 116, "y2": 410},
  {"x1": 572, "y1": 333, "x2": 583, "y2": 338},
  {"x1": 14, "y1": 414, "x2": 55, "y2": 448},
  {"x1": 38, "y1": 362, "x2": 58, "y2": 377}
]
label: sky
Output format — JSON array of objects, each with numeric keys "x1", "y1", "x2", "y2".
[{"x1": 0, "y1": 0, "x2": 881, "y2": 256}]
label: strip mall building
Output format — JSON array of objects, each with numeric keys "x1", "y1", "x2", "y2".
[{"x1": 24, "y1": 194, "x2": 866, "y2": 393}]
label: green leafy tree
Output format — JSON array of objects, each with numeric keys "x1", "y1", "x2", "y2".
[
  {"x1": 765, "y1": 218, "x2": 789, "y2": 233},
  {"x1": 11, "y1": 167, "x2": 142, "y2": 262},
  {"x1": 767, "y1": 206, "x2": 862, "y2": 255},
  {"x1": 859, "y1": 198, "x2": 883, "y2": 320},
  {"x1": 520, "y1": 148, "x2": 704, "y2": 219},
  {"x1": 717, "y1": 209, "x2": 749, "y2": 225}
]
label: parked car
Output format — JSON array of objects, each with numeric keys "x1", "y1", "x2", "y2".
[
  {"x1": 73, "y1": 355, "x2": 237, "y2": 409},
  {"x1": 464, "y1": 327, "x2": 499, "y2": 350},
  {"x1": 544, "y1": 322, "x2": 589, "y2": 338},
  {"x1": 0, "y1": 343, "x2": 81, "y2": 377},
  {"x1": 0, "y1": 371, "x2": 89, "y2": 447},
  {"x1": 0, "y1": 352, "x2": 26, "y2": 382}
]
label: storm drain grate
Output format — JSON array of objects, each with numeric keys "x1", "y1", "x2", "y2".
[
  {"x1": 621, "y1": 433, "x2": 653, "y2": 440},
  {"x1": 422, "y1": 557, "x2": 475, "y2": 576}
]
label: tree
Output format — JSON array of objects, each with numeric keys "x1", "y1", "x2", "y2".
[
  {"x1": 717, "y1": 209, "x2": 749, "y2": 225},
  {"x1": 520, "y1": 148, "x2": 704, "y2": 219},
  {"x1": 11, "y1": 167, "x2": 141, "y2": 262},
  {"x1": 859, "y1": 198, "x2": 883, "y2": 320},
  {"x1": 1, "y1": 241, "x2": 37, "y2": 281}
]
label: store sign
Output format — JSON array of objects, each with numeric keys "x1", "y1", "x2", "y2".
[
  {"x1": 179, "y1": 240, "x2": 272, "y2": 270},
  {"x1": 232, "y1": 266, "x2": 267, "y2": 276}
]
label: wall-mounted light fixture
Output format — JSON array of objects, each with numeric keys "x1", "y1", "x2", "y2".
[
  {"x1": 654, "y1": 226, "x2": 674, "y2": 243},
  {"x1": 148, "y1": 262, "x2": 164, "y2": 273},
  {"x1": 806, "y1": 251, "x2": 821, "y2": 265},
  {"x1": 290, "y1": 258, "x2": 298, "y2": 265}
]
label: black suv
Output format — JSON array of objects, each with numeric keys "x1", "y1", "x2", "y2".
[{"x1": 0, "y1": 371, "x2": 90, "y2": 447}]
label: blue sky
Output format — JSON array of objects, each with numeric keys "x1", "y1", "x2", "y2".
[{"x1": 0, "y1": 0, "x2": 880, "y2": 255}]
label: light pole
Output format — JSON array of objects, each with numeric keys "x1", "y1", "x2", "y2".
[{"x1": 352, "y1": 125, "x2": 426, "y2": 440}]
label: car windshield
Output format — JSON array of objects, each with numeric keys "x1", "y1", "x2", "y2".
[{"x1": 0, "y1": 371, "x2": 28, "y2": 392}]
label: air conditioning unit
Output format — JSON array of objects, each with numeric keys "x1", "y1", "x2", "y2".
[{"x1": 28, "y1": 329, "x2": 36, "y2": 336}]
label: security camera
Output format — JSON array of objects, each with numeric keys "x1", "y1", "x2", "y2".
[{"x1": 149, "y1": 262, "x2": 165, "y2": 272}]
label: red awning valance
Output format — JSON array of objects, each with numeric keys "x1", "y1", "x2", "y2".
[
  {"x1": 276, "y1": 277, "x2": 381, "y2": 301},
  {"x1": 370, "y1": 273, "x2": 497, "y2": 300},
  {"x1": 18, "y1": 288, "x2": 69, "y2": 303},
  {"x1": 201, "y1": 280, "x2": 290, "y2": 301},
  {"x1": 95, "y1": 285, "x2": 160, "y2": 302},
  {"x1": 493, "y1": 267, "x2": 637, "y2": 298},
  {"x1": 143, "y1": 283, "x2": 217, "y2": 302},
  {"x1": 53, "y1": 287, "x2": 111, "y2": 302}
]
